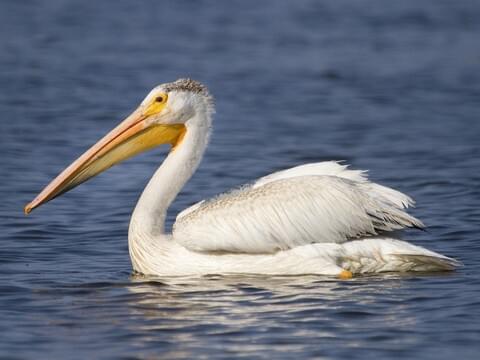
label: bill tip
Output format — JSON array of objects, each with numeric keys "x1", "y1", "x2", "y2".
[{"x1": 24, "y1": 203, "x2": 33, "y2": 215}]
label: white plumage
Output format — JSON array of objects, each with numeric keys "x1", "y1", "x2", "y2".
[
  {"x1": 27, "y1": 79, "x2": 460, "y2": 277},
  {"x1": 173, "y1": 162, "x2": 423, "y2": 254}
]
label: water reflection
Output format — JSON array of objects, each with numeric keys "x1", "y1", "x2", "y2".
[{"x1": 116, "y1": 274, "x2": 419, "y2": 356}]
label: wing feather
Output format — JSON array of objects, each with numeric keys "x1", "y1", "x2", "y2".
[
  {"x1": 173, "y1": 164, "x2": 423, "y2": 254},
  {"x1": 253, "y1": 161, "x2": 368, "y2": 187}
]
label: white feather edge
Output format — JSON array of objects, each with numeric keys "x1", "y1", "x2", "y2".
[{"x1": 253, "y1": 161, "x2": 414, "y2": 208}]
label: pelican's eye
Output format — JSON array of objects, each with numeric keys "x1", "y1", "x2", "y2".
[
  {"x1": 155, "y1": 94, "x2": 168, "y2": 103},
  {"x1": 143, "y1": 92, "x2": 169, "y2": 117}
]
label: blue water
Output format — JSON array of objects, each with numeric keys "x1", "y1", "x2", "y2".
[{"x1": 1, "y1": 0, "x2": 480, "y2": 359}]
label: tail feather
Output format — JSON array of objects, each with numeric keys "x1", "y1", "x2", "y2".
[
  {"x1": 340, "y1": 238, "x2": 461, "y2": 274},
  {"x1": 391, "y1": 254, "x2": 462, "y2": 272}
]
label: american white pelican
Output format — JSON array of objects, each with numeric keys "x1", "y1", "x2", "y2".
[{"x1": 25, "y1": 79, "x2": 459, "y2": 278}]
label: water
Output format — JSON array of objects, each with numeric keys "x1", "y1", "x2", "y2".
[{"x1": 1, "y1": 0, "x2": 480, "y2": 358}]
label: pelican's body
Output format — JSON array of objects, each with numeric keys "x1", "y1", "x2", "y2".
[{"x1": 26, "y1": 79, "x2": 459, "y2": 277}]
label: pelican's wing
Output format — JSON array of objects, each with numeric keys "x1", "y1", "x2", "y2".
[
  {"x1": 253, "y1": 161, "x2": 369, "y2": 187},
  {"x1": 173, "y1": 162, "x2": 423, "y2": 254},
  {"x1": 253, "y1": 161, "x2": 414, "y2": 209}
]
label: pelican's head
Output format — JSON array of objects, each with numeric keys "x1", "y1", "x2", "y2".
[{"x1": 25, "y1": 78, "x2": 213, "y2": 214}]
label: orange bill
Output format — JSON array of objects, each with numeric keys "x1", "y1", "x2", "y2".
[{"x1": 25, "y1": 106, "x2": 185, "y2": 214}]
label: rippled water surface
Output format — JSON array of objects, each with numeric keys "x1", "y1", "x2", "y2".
[{"x1": 1, "y1": 0, "x2": 480, "y2": 359}]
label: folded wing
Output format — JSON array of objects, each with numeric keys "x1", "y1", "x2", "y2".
[{"x1": 173, "y1": 162, "x2": 423, "y2": 254}]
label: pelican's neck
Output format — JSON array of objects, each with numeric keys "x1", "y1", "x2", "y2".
[{"x1": 129, "y1": 114, "x2": 211, "y2": 239}]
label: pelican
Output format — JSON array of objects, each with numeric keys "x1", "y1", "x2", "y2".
[{"x1": 25, "y1": 79, "x2": 459, "y2": 278}]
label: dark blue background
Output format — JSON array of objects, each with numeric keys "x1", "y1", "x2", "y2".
[{"x1": 1, "y1": 1, "x2": 479, "y2": 359}]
